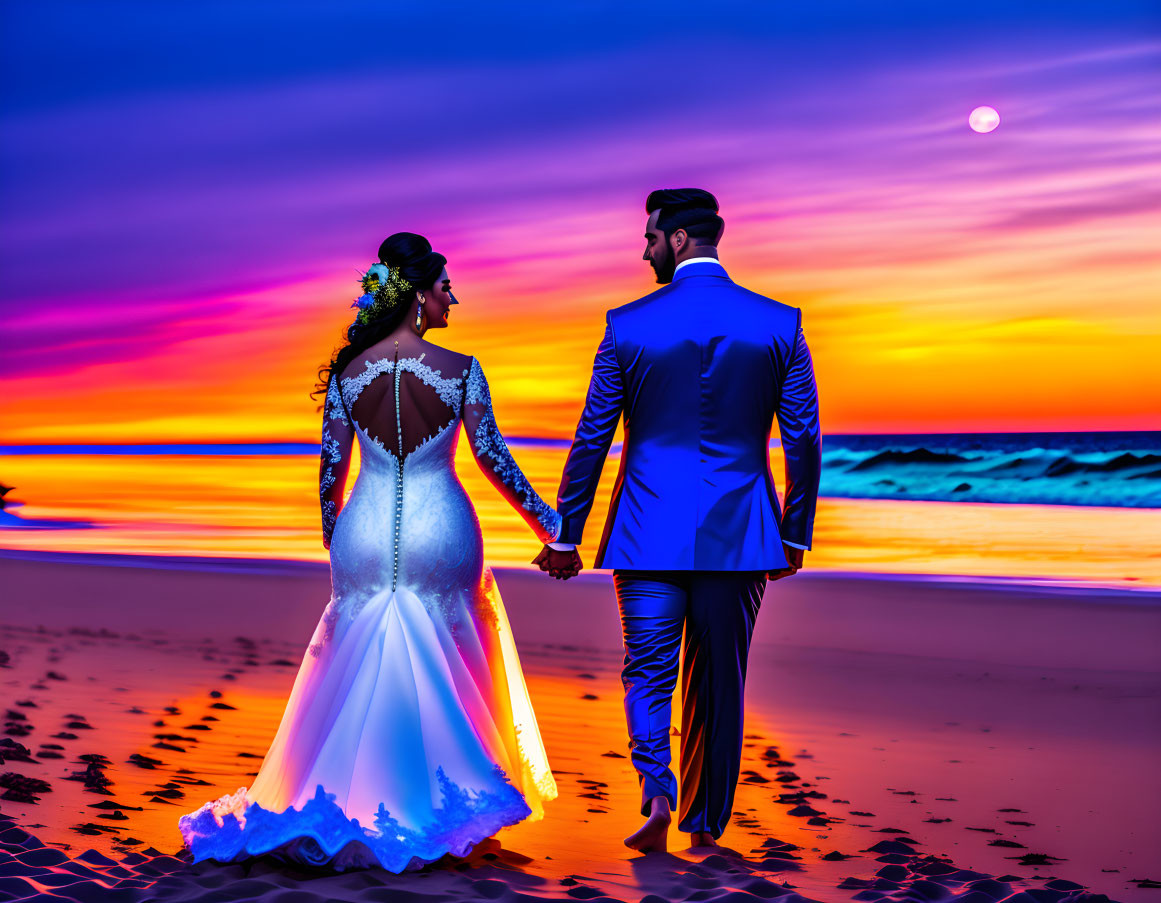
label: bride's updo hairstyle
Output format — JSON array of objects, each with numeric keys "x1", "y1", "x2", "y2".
[{"x1": 315, "y1": 232, "x2": 448, "y2": 399}]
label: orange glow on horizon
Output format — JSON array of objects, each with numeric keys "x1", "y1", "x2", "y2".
[{"x1": 1, "y1": 197, "x2": 1158, "y2": 444}]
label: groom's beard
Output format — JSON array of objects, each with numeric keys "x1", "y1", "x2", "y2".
[{"x1": 651, "y1": 245, "x2": 676, "y2": 284}]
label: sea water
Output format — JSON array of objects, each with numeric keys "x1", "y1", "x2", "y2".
[{"x1": 2, "y1": 432, "x2": 1159, "y2": 585}]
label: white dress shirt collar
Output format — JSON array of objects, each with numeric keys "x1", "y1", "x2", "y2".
[{"x1": 674, "y1": 256, "x2": 722, "y2": 273}]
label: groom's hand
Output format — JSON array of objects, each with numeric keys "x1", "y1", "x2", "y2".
[
  {"x1": 532, "y1": 546, "x2": 582, "y2": 580},
  {"x1": 768, "y1": 544, "x2": 805, "y2": 581}
]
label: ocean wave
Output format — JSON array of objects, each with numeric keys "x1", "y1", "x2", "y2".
[{"x1": 820, "y1": 433, "x2": 1161, "y2": 508}]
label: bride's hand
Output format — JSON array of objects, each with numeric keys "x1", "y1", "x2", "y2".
[{"x1": 532, "y1": 545, "x2": 582, "y2": 580}]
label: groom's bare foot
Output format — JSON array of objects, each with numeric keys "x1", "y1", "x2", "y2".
[
  {"x1": 624, "y1": 796, "x2": 671, "y2": 853},
  {"x1": 690, "y1": 831, "x2": 718, "y2": 848}
]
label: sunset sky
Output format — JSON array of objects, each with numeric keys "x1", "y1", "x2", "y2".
[{"x1": 2, "y1": 1, "x2": 1158, "y2": 443}]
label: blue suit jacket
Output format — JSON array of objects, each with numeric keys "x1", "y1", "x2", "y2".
[{"x1": 556, "y1": 260, "x2": 821, "y2": 571}]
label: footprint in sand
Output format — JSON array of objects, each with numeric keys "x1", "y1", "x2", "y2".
[
  {"x1": 0, "y1": 738, "x2": 36, "y2": 763},
  {"x1": 0, "y1": 773, "x2": 51, "y2": 802}
]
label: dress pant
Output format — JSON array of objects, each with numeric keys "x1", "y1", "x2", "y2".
[{"x1": 613, "y1": 569, "x2": 766, "y2": 838}]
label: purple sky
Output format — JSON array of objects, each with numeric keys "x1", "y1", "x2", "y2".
[{"x1": 1, "y1": 2, "x2": 1158, "y2": 439}]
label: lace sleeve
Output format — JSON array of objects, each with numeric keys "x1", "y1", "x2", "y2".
[
  {"x1": 320, "y1": 373, "x2": 355, "y2": 549},
  {"x1": 462, "y1": 357, "x2": 562, "y2": 543}
]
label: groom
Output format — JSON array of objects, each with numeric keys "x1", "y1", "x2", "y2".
[{"x1": 536, "y1": 188, "x2": 822, "y2": 852}]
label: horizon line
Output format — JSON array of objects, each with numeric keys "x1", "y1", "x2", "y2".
[{"x1": 1, "y1": 429, "x2": 1159, "y2": 457}]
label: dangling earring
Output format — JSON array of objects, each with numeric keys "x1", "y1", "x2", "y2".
[{"x1": 415, "y1": 296, "x2": 425, "y2": 331}]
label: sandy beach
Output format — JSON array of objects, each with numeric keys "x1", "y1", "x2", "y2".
[{"x1": 1, "y1": 550, "x2": 1158, "y2": 902}]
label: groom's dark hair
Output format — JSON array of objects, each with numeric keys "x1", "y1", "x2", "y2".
[{"x1": 645, "y1": 188, "x2": 724, "y2": 245}]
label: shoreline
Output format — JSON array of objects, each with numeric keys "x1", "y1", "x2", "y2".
[
  {"x1": 3, "y1": 547, "x2": 1159, "y2": 677},
  {"x1": 4, "y1": 544, "x2": 1159, "y2": 595}
]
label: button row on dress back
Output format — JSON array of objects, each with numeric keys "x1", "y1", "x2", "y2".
[
  {"x1": 390, "y1": 349, "x2": 425, "y2": 592},
  {"x1": 391, "y1": 346, "x2": 403, "y2": 591}
]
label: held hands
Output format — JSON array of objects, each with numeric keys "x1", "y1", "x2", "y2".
[
  {"x1": 533, "y1": 545, "x2": 583, "y2": 580},
  {"x1": 767, "y1": 544, "x2": 804, "y2": 581}
]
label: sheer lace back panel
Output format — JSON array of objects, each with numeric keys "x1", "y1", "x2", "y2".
[{"x1": 342, "y1": 349, "x2": 466, "y2": 464}]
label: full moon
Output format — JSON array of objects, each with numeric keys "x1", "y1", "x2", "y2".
[{"x1": 969, "y1": 105, "x2": 1000, "y2": 133}]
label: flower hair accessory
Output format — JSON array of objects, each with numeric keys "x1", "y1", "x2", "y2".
[{"x1": 351, "y1": 263, "x2": 413, "y2": 326}]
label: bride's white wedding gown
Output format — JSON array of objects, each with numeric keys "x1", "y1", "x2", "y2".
[{"x1": 178, "y1": 348, "x2": 560, "y2": 871}]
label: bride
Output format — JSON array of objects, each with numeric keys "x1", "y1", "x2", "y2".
[{"x1": 179, "y1": 232, "x2": 566, "y2": 871}]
